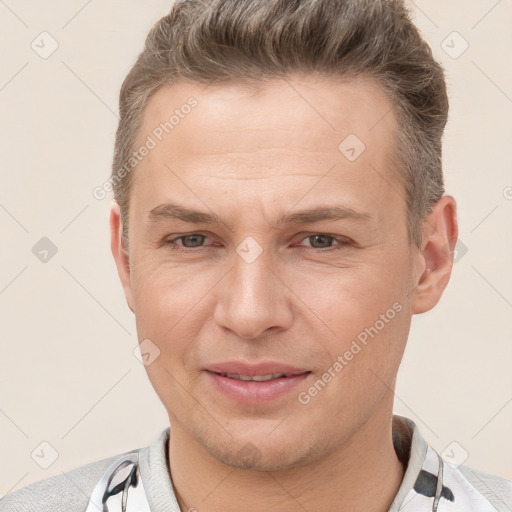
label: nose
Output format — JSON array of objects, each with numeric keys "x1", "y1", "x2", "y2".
[{"x1": 213, "y1": 245, "x2": 293, "y2": 340}]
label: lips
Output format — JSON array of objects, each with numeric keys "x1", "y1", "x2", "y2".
[{"x1": 204, "y1": 361, "x2": 311, "y2": 404}]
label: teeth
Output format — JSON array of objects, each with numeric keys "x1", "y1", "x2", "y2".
[{"x1": 222, "y1": 372, "x2": 287, "y2": 381}]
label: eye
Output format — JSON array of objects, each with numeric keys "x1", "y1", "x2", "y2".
[
  {"x1": 162, "y1": 232, "x2": 351, "y2": 253},
  {"x1": 167, "y1": 234, "x2": 209, "y2": 250},
  {"x1": 298, "y1": 234, "x2": 351, "y2": 250}
]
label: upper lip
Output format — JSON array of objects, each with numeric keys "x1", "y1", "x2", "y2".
[{"x1": 205, "y1": 361, "x2": 310, "y2": 377}]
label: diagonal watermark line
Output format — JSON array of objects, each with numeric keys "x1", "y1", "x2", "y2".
[
  {"x1": 265, "y1": 410, "x2": 295, "y2": 438},
  {"x1": 61, "y1": 265, "x2": 132, "y2": 334},
  {"x1": 472, "y1": 61, "x2": 512, "y2": 104},
  {"x1": 61, "y1": 61, "x2": 119, "y2": 119},
  {"x1": 0, "y1": 62, "x2": 29, "y2": 92},
  {"x1": 0, "y1": 265, "x2": 28, "y2": 296},
  {"x1": 61, "y1": 369, "x2": 132, "y2": 439},
  {"x1": 368, "y1": 163, "x2": 441, "y2": 239},
  {"x1": 283, "y1": 77, "x2": 337, "y2": 131},
  {"x1": 200, "y1": 468, "x2": 235, "y2": 504},
  {"x1": 369, "y1": 105, "x2": 394, "y2": 132},
  {"x1": 399, "y1": 491, "x2": 423, "y2": 510},
  {"x1": 266, "y1": 473, "x2": 310, "y2": 511},
  {"x1": 471, "y1": 265, "x2": 512, "y2": 308},
  {"x1": 61, "y1": 472, "x2": 102, "y2": 511},
  {"x1": 162, "y1": 366, "x2": 233, "y2": 439},
  {"x1": 471, "y1": 0, "x2": 504, "y2": 30},
  {"x1": 60, "y1": 204, "x2": 89, "y2": 233},
  {"x1": 469, "y1": 204, "x2": 499, "y2": 233},
  {"x1": 405, "y1": 279, "x2": 421, "y2": 301},
  {"x1": 0, "y1": 408, "x2": 29, "y2": 438},
  {"x1": 472, "y1": 395, "x2": 512, "y2": 439},
  {"x1": 369, "y1": 367, "x2": 440, "y2": 439},
  {"x1": 467, "y1": 466, "x2": 512, "y2": 511},
  {"x1": 368, "y1": 163, "x2": 407, "y2": 203},
  {"x1": 2, "y1": 472, "x2": 30, "y2": 497},
  {"x1": 0, "y1": 201, "x2": 29, "y2": 232},
  {"x1": 61, "y1": 0, "x2": 93, "y2": 29},
  {"x1": 409, "y1": 0, "x2": 439, "y2": 28},
  {"x1": 0, "y1": 0, "x2": 29, "y2": 28}
]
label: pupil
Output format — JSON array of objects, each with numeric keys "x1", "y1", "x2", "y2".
[
  {"x1": 311, "y1": 235, "x2": 332, "y2": 248},
  {"x1": 183, "y1": 235, "x2": 204, "y2": 247}
]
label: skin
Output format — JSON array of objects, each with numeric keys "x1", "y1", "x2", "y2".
[{"x1": 110, "y1": 76, "x2": 458, "y2": 512}]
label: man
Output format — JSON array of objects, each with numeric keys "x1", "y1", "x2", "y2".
[{"x1": 1, "y1": 0, "x2": 511, "y2": 511}]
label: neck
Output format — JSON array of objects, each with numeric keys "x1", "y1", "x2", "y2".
[{"x1": 168, "y1": 400, "x2": 405, "y2": 512}]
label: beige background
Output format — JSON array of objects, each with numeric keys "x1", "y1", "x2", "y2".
[{"x1": 1, "y1": 0, "x2": 511, "y2": 497}]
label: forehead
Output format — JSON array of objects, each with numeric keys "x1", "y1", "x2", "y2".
[
  {"x1": 131, "y1": 76, "x2": 403, "y2": 230},
  {"x1": 140, "y1": 76, "x2": 397, "y2": 155}
]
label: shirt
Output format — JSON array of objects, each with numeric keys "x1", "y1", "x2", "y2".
[{"x1": 1, "y1": 415, "x2": 511, "y2": 511}]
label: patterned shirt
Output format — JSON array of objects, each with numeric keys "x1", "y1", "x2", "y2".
[{"x1": 2, "y1": 415, "x2": 511, "y2": 511}]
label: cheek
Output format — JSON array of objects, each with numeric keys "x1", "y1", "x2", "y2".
[
  {"x1": 131, "y1": 254, "x2": 212, "y2": 316},
  {"x1": 311, "y1": 299, "x2": 410, "y2": 411},
  {"x1": 129, "y1": 258, "x2": 219, "y2": 364},
  {"x1": 130, "y1": 266, "x2": 202, "y2": 400},
  {"x1": 288, "y1": 260, "x2": 410, "y2": 371},
  {"x1": 288, "y1": 261, "x2": 400, "y2": 321}
]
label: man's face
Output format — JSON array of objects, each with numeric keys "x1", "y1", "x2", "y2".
[{"x1": 115, "y1": 77, "x2": 424, "y2": 470}]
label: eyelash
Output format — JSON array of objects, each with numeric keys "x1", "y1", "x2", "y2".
[{"x1": 162, "y1": 233, "x2": 352, "y2": 253}]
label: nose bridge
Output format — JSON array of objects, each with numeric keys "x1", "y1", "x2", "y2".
[
  {"x1": 233, "y1": 244, "x2": 272, "y2": 300},
  {"x1": 214, "y1": 238, "x2": 292, "y2": 339}
]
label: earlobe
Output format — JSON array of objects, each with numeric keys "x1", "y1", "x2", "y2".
[
  {"x1": 411, "y1": 195, "x2": 458, "y2": 315},
  {"x1": 109, "y1": 202, "x2": 135, "y2": 314}
]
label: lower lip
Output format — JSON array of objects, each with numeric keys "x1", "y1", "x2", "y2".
[{"x1": 205, "y1": 371, "x2": 311, "y2": 404}]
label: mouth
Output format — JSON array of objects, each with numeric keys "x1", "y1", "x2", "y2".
[
  {"x1": 204, "y1": 363, "x2": 312, "y2": 404},
  {"x1": 213, "y1": 371, "x2": 307, "y2": 381}
]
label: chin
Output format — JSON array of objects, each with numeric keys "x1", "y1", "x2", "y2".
[{"x1": 202, "y1": 432, "x2": 321, "y2": 472}]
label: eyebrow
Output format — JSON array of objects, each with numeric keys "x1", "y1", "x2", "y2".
[{"x1": 147, "y1": 202, "x2": 373, "y2": 230}]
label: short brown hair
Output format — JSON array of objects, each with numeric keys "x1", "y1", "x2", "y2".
[{"x1": 112, "y1": 0, "x2": 448, "y2": 250}]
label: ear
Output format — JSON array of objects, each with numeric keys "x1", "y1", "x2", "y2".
[
  {"x1": 110, "y1": 202, "x2": 135, "y2": 313},
  {"x1": 411, "y1": 195, "x2": 458, "y2": 314}
]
